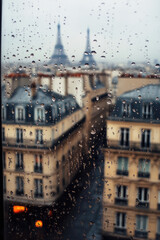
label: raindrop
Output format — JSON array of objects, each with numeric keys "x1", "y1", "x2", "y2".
[
  {"x1": 91, "y1": 51, "x2": 96, "y2": 55},
  {"x1": 107, "y1": 99, "x2": 112, "y2": 105},
  {"x1": 131, "y1": 62, "x2": 135, "y2": 65},
  {"x1": 32, "y1": 61, "x2": 35, "y2": 64},
  {"x1": 156, "y1": 97, "x2": 159, "y2": 101},
  {"x1": 138, "y1": 95, "x2": 141, "y2": 99},
  {"x1": 155, "y1": 64, "x2": 160, "y2": 68},
  {"x1": 96, "y1": 96, "x2": 99, "y2": 101},
  {"x1": 52, "y1": 97, "x2": 56, "y2": 102},
  {"x1": 91, "y1": 129, "x2": 96, "y2": 135}
]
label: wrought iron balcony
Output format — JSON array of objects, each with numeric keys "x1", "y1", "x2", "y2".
[
  {"x1": 114, "y1": 227, "x2": 126, "y2": 235},
  {"x1": 135, "y1": 230, "x2": 148, "y2": 239},
  {"x1": 16, "y1": 190, "x2": 24, "y2": 196},
  {"x1": 138, "y1": 172, "x2": 150, "y2": 178},
  {"x1": 136, "y1": 201, "x2": 149, "y2": 209},
  {"x1": 34, "y1": 192, "x2": 43, "y2": 198},
  {"x1": 115, "y1": 198, "x2": 128, "y2": 206},
  {"x1": 34, "y1": 166, "x2": 43, "y2": 173},
  {"x1": 116, "y1": 169, "x2": 128, "y2": 176},
  {"x1": 15, "y1": 165, "x2": 24, "y2": 171},
  {"x1": 156, "y1": 233, "x2": 160, "y2": 240}
]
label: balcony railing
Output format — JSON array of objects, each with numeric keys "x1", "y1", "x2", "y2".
[
  {"x1": 136, "y1": 201, "x2": 149, "y2": 209},
  {"x1": 34, "y1": 192, "x2": 43, "y2": 198},
  {"x1": 115, "y1": 198, "x2": 128, "y2": 206},
  {"x1": 116, "y1": 170, "x2": 128, "y2": 176},
  {"x1": 16, "y1": 190, "x2": 24, "y2": 196},
  {"x1": 15, "y1": 165, "x2": 24, "y2": 171},
  {"x1": 156, "y1": 233, "x2": 160, "y2": 240},
  {"x1": 138, "y1": 172, "x2": 150, "y2": 178},
  {"x1": 114, "y1": 227, "x2": 126, "y2": 235},
  {"x1": 135, "y1": 230, "x2": 148, "y2": 239},
  {"x1": 34, "y1": 166, "x2": 43, "y2": 173}
]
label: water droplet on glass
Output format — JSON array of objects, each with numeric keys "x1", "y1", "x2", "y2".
[
  {"x1": 155, "y1": 64, "x2": 160, "y2": 68},
  {"x1": 91, "y1": 129, "x2": 96, "y2": 135},
  {"x1": 138, "y1": 95, "x2": 141, "y2": 99},
  {"x1": 91, "y1": 51, "x2": 96, "y2": 55},
  {"x1": 107, "y1": 99, "x2": 112, "y2": 105},
  {"x1": 131, "y1": 62, "x2": 135, "y2": 65},
  {"x1": 52, "y1": 97, "x2": 56, "y2": 102}
]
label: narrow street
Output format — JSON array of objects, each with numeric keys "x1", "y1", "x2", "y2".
[{"x1": 5, "y1": 148, "x2": 104, "y2": 240}]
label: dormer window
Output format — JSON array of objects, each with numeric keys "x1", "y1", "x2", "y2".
[
  {"x1": 122, "y1": 102, "x2": 130, "y2": 117},
  {"x1": 142, "y1": 103, "x2": 152, "y2": 119},
  {"x1": 16, "y1": 106, "x2": 25, "y2": 121},
  {"x1": 35, "y1": 106, "x2": 45, "y2": 122},
  {"x1": 58, "y1": 103, "x2": 65, "y2": 115},
  {"x1": 52, "y1": 105, "x2": 58, "y2": 119}
]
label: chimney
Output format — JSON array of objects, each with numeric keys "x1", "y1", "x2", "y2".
[{"x1": 31, "y1": 82, "x2": 37, "y2": 98}]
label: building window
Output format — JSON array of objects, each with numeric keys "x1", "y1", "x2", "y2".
[
  {"x1": 138, "y1": 159, "x2": 150, "y2": 178},
  {"x1": 16, "y1": 176, "x2": 24, "y2": 196},
  {"x1": 16, "y1": 128, "x2": 23, "y2": 143},
  {"x1": 142, "y1": 103, "x2": 152, "y2": 119},
  {"x1": 157, "y1": 217, "x2": 160, "y2": 237},
  {"x1": 3, "y1": 152, "x2": 6, "y2": 169},
  {"x1": 136, "y1": 188, "x2": 149, "y2": 208},
  {"x1": 16, "y1": 106, "x2": 25, "y2": 121},
  {"x1": 135, "y1": 215, "x2": 148, "y2": 238},
  {"x1": 16, "y1": 153, "x2": 24, "y2": 171},
  {"x1": 115, "y1": 185, "x2": 128, "y2": 205},
  {"x1": 115, "y1": 212, "x2": 126, "y2": 235},
  {"x1": 2, "y1": 106, "x2": 6, "y2": 121},
  {"x1": 2, "y1": 127, "x2": 5, "y2": 142},
  {"x1": 34, "y1": 179, "x2": 43, "y2": 198},
  {"x1": 34, "y1": 155, "x2": 43, "y2": 173},
  {"x1": 35, "y1": 129, "x2": 43, "y2": 144},
  {"x1": 62, "y1": 155, "x2": 65, "y2": 163},
  {"x1": 117, "y1": 157, "x2": 128, "y2": 176},
  {"x1": 120, "y1": 128, "x2": 129, "y2": 147},
  {"x1": 122, "y1": 102, "x2": 130, "y2": 117},
  {"x1": 35, "y1": 107, "x2": 45, "y2": 122},
  {"x1": 3, "y1": 175, "x2": 6, "y2": 194},
  {"x1": 158, "y1": 191, "x2": 160, "y2": 210},
  {"x1": 56, "y1": 161, "x2": 59, "y2": 169},
  {"x1": 52, "y1": 106, "x2": 58, "y2": 120},
  {"x1": 141, "y1": 129, "x2": 150, "y2": 148}
]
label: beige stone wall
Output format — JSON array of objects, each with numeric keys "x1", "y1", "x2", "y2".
[
  {"x1": 116, "y1": 77, "x2": 160, "y2": 97},
  {"x1": 107, "y1": 120, "x2": 160, "y2": 146}
]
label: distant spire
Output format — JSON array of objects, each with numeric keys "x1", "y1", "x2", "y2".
[
  {"x1": 56, "y1": 23, "x2": 62, "y2": 45},
  {"x1": 49, "y1": 24, "x2": 70, "y2": 67},
  {"x1": 86, "y1": 28, "x2": 91, "y2": 52},
  {"x1": 80, "y1": 28, "x2": 97, "y2": 69}
]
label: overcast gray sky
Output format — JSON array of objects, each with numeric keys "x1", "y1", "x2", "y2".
[{"x1": 2, "y1": 0, "x2": 160, "y2": 65}]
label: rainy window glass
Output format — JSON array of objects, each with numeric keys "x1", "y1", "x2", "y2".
[{"x1": 2, "y1": 0, "x2": 160, "y2": 240}]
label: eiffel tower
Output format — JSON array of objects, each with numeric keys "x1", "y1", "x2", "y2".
[
  {"x1": 80, "y1": 28, "x2": 97, "y2": 68},
  {"x1": 49, "y1": 24, "x2": 70, "y2": 67}
]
